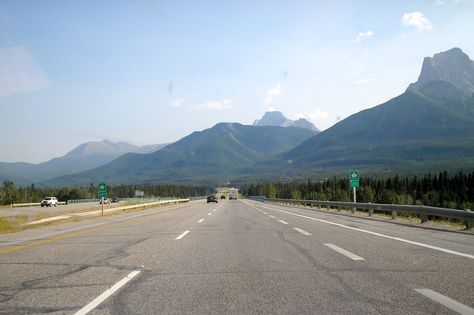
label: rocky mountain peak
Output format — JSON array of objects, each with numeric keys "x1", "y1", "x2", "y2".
[
  {"x1": 407, "y1": 47, "x2": 474, "y2": 95},
  {"x1": 253, "y1": 111, "x2": 319, "y2": 132},
  {"x1": 253, "y1": 111, "x2": 293, "y2": 127}
]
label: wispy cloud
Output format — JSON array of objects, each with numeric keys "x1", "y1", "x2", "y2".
[
  {"x1": 435, "y1": 0, "x2": 445, "y2": 5},
  {"x1": 295, "y1": 109, "x2": 329, "y2": 124},
  {"x1": 191, "y1": 99, "x2": 232, "y2": 110},
  {"x1": 170, "y1": 98, "x2": 185, "y2": 108},
  {"x1": 402, "y1": 12, "x2": 433, "y2": 31},
  {"x1": 264, "y1": 83, "x2": 282, "y2": 106},
  {"x1": 355, "y1": 31, "x2": 374, "y2": 44},
  {"x1": 0, "y1": 46, "x2": 49, "y2": 96},
  {"x1": 353, "y1": 78, "x2": 374, "y2": 85}
]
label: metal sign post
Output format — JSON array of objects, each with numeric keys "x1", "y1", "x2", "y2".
[
  {"x1": 98, "y1": 183, "x2": 107, "y2": 215},
  {"x1": 349, "y1": 170, "x2": 359, "y2": 213}
]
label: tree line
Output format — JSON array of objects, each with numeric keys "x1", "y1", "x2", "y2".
[
  {"x1": 0, "y1": 181, "x2": 211, "y2": 205},
  {"x1": 241, "y1": 171, "x2": 474, "y2": 210}
]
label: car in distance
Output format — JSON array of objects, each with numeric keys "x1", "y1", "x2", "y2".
[
  {"x1": 41, "y1": 197, "x2": 58, "y2": 207},
  {"x1": 207, "y1": 195, "x2": 218, "y2": 203},
  {"x1": 99, "y1": 198, "x2": 111, "y2": 204},
  {"x1": 111, "y1": 198, "x2": 119, "y2": 203}
]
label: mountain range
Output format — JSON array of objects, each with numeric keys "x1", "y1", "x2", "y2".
[
  {"x1": 251, "y1": 47, "x2": 474, "y2": 178},
  {"x1": 0, "y1": 140, "x2": 167, "y2": 186},
  {"x1": 3, "y1": 47, "x2": 474, "y2": 187},
  {"x1": 44, "y1": 124, "x2": 316, "y2": 186}
]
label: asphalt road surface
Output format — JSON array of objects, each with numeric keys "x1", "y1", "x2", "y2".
[{"x1": 0, "y1": 199, "x2": 473, "y2": 314}]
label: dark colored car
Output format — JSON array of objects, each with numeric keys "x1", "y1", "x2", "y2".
[
  {"x1": 207, "y1": 195, "x2": 218, "y2": 203},
  {"x1": 111, "y1": 198, "x2": 119, "y2": 203}
]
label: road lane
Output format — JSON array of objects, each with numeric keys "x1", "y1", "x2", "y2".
[
  {"x1": 0, "y1": 199, "x2": 472, "y2": 314},
  {"x1": 0, "y1": 200, "x2": 217, "y2": 314},
  {"x1": 245, "y1": 199, "x2": 474, "y2": 311}
]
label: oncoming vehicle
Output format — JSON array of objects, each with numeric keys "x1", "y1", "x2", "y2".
[
  {"x1": 41, "y1": 197, "x2": 58, "y2": 207},
  {"x1": 111, "y1": 198, "x2": 119, "y2": 203},
  {"x1": 207, "y1": 195, "x2": 218, "y2": 203}
]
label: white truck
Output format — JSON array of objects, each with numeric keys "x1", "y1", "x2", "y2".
[{"x1": 41, "y1": 197, "x2": 58, "y2": 207}]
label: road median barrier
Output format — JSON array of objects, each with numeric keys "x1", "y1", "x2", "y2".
[
  {"x1": 22, "y1": 199, "x2": 189, "y2": 226},
  {"x1": 12, "y1": 202, "x2": 67, "y2": 207}
]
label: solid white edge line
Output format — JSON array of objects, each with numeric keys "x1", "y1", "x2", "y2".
[
  {"x1": 208, "y1": 212, "x2": 212, "y2": 216},
  {"x1": 293, "y1": 227, "x2": 312, "y2": 236},
  {"x1": 269, "y1": 215, "x2": 276, "y2": 219},
  {"x1": 263, "y1": 212, "x2": 268, "y2": 215},
  {"x1": 247, "y1": 201, "x2": 474, "y2": 260},
  {"x1": 176, "y1": 230, "x2": 190, "y2": 240},
  {"x1": 75, "y1": 270, "x2": 141, "y2": 315},
  {"x1": 198, "y1": 219, "x2": 204, "y2": 223},
  {"x1": 325, "y1": 243, "x2": 365, "y2": 261},
  {"x1": 278, "y1": 220, "x2": 289, "y2": 225},
  {"x1": 414, "y1": 288, "x2": 474, "y2": 315}
]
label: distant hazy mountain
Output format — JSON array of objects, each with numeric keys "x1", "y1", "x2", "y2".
[
  {"x1": 256, "y1": 48, "x2": 474, "y2": 175},
  {"x1": 0, "y1": 140, "x2": 168, "y2": 186},
  {"x1": 44, "y1": 123, "x2": 316, "y2": 186},
  {"x1": 253, "y1": 111, "x2": 319, "y2": 132}
]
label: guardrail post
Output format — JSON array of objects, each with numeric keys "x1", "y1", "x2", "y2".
[
  {"x1": 464, "y1": 209, "x2": 473, "y2": 229},
  {"x1": 337, "y1": 206, "x2": 341, "y2": 212},
  {"x1": 368, "y1": 203, "x2": 373, "y2": 216},
  {"x1": 351, "y1": 206, "x2": 356, "y2": 214},
  {"x1": 421, "y1": 214, "x2": 428, "y2": 224},
  {"x1": 326, "y1": 202, "x2": 330, "y2": 211},
  {"x1": 391, "y1": 211, "x2": 397, "y2": 220}
]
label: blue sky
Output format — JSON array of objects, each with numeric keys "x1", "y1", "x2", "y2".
[{"x1": 1, "y1": 0, "x2": 473, "y2": 163}]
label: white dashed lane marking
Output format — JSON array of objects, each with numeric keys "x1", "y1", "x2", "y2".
[
  {"x1": 324, "y1": 243, "x2": 364, "y2": 261},
  {"x1": 293, "y1": 227, "x2": 312, "y2": 236},
  {"x1": 75, "y1": 270, "x2": 141, "y2": 315},
  {"x1": 414, "y1": 289, "x2": 474, "y2": 315},
  {"x1": 176, "y1": 230, "x2": 190, "y2": 240}
]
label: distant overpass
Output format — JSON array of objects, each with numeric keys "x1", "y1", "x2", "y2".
[{"x1": 215, "y1": 187, "x2": 239, "y2": 199}]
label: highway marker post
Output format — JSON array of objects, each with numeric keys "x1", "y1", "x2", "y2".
[
  {"x1": 98, "y1": 182, "x2": 107, "y2": 215},
  {"x1": 349, "y1": 170, "x2": 359, "y2": 213}
]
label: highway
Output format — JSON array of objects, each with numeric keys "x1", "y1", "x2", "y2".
[{"x1": 0, "y1": 199, "x2": 473, "y2": 314}]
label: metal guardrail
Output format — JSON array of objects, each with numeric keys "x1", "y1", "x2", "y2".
[
  {"x1": 249, "y1": 197, "x2": 474, "y2": 229},
  {"x1": 66, "y1": 197, "x2": 177, "y2": 204},
  {"x1": 12, "y1": 202, "x2": 67, "y2": 207},
  {"x1": 24, "y1": 198, "x2": 190, "y2": 225}
]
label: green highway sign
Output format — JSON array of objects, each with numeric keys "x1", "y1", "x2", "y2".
[
  {"x1": 349, "y1": 170, "x2": 359, "y2": 188},
  {"x1": 98, "y1": 182, "x2": 107, "y2": 198}
]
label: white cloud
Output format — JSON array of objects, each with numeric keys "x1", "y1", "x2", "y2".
[
  {"x1": 264, "y1": 83, "x2": 282, "y2": 106},
  {"x1": 170, "y1": 98, "x2": 185, "y2": 108},
  {"x1": 295, "y1": 109, "x2": 329, "y2": 124},
  {"x1": 353, "y1": 78, "x2": 374, "y2": 85},
  {"x1": 0, "y1": 46, "x2": 49, "y2": 96},
  {"x1": 355, "y1": 31, "x2": 374, "y2": 44},
  {"x1": 402, "y1": 12, "x2": 433, "y2": 31},
  {"x1": 191, "y1": 99, "x2": 232, "y2": 110},
  {"x1": 313, "y1": 75, "x2": 323, "y2": 80},
  {"x1": 435, "y1": 0, "x2": 445, "y2": 5}
]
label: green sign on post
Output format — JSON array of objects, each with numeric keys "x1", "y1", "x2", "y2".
[
  {"x1": 98, "y1": 182, "x2": 107, "y2": 198},
  {"x1": 349, "y1": 170, "x2": 359, "y2": 188}
]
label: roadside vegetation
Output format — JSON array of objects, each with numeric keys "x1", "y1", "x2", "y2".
[
  {"x1": 242, "y1": 171, "x2": 474, "y2": 210},
  {"x1": 0, "y1": 182, "x2": 210, "y2": 205}
]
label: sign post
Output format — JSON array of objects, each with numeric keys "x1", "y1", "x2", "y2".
[
  {"x1": 98, "y1": 182, "x2": 107, "y2": 215},
  {"x1": 349, "y1": 170, "x2": 359, "y2": 213}
]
